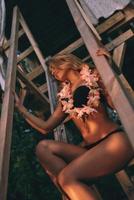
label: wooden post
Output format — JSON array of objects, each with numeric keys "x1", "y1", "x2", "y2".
[
  {"x1": 66, "y1": 0, "x2": 134, "y2": 148},
  {"x1": 116, "y1": 170, "x2": 134, "y2": 199},
  {"x1": 0, "y1": 6, "x2": 19, "y2": 200}
]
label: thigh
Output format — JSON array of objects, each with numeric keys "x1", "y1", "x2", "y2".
[
  {"x1": 62, "y1": 132, "x2": 134, "y2": 180},
  {"x1": 44, "y1": 140, "x2": 87, "y2": 163}
]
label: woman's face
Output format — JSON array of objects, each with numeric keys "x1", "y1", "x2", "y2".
[{"x1": 50, "y1": 66, "x2": 69, "y2": 81}]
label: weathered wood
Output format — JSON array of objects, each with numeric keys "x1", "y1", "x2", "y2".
[
  {"x1": 128, "y1": 159, "x2": 134, "y2": 167},
  {"x1": 58, "y1": 10, "x2": 128, "y2": 55},
  {"x1": 108, "y1": 6, "x2": 134, "y2": 34},
  {"x1": 0, "y1": 6, "x2": 19, "y2": 200},
  {"x1": 106, "y1": 29, "x2": 134, "y2": 51},
  {"x1": 59, "y1": 38, "x2": 83, "y2": 55},
  {"x1": 113, "y1": 42, "x2": 126, "y2": 70},
  {"x1": 17, "y1": 46, "x2": 33, "y2": 63},
  {"x1": 66, "y1": 0, "x2": 134, "y2": 148},
  {"x1": 17, "y1": 68, "x2": 49, "y2": 104},
  {"x1": 96, "y1": 11, "x2": 125, "y2": 34},
  {"x1": 4, "y1": 29, "x2": 24, "y2": 50},
  {"x1": 19, "y1": 12, "x2": 47, "y2": 71},
  {"x1": 45, "y1": 66, "x2": 68, "y2": 142},
  {"x1": 116, "y1": 170, "x2": 134, "y2": 200},
  {"x1": 92, "y1": 185, "x2": 103, "y2": 200},
  {"x1": 113, "y1": 45, "x2": 134, "y2": 111},
  {"x1": 39, "y1": 83, "x2": 47, "y2": 94},
  {"x1": 19, "y1": 10, "x2": 68, "y2": 147},
  {"x1": 26, "y1": 65, "x2": 44, "y2": 80},
  {"x1": 58, "y1": 29, "x2": 133, "y2": 57},
  {"x1": 74, "y1": 0, "x2": 101, "y2": 40},
  {"x1": 19, "y1": 11, "x2": 54, "y2": 111}
]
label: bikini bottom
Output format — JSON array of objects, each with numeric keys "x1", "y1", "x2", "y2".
[{"x1": 85, "y1": 127, "x2": 124, "y2": 150}]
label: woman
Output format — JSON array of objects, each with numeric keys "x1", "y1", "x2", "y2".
[{"x1": 15, "y1": 50, "x2": 133, "y2": 200}]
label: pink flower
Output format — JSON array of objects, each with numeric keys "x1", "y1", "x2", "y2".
[{"x1": 58, "y1": 64, "x2": 101, "y2": 119}]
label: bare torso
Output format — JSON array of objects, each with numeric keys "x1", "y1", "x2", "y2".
[{"x1": 71, "y1": 104, "x2": 119, "y2": 144}]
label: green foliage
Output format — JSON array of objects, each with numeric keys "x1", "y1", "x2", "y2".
[{"x1": 8, "y1": 112, "x2": 61, "y2": 200}]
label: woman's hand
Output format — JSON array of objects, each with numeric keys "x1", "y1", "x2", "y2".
[
  {"x1": 96, "y1": 48, "x2": 111, "y2": 58},
  {"x1": 14, "y1": 92, "x2": 27, "y2": 114}
]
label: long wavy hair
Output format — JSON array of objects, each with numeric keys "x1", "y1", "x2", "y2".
[{"x1": 46, "y1": 53, "x2": 84, "y2": 74}]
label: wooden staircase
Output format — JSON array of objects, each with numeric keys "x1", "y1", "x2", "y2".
[{"x1": 0, "y1": 3, "x2": 134, "y2": 200}]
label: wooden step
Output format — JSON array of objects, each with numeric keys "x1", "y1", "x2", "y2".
[
  {"x1": 17, "y1": 46, "x2": 33, "y2": 63},
  {"x1": 26, "y1": 65, "x2": 44, "y2": 80},
  {"x1": 96, "y1": 11, "x2": 125, "y2": 34},
  {"x1": 39, "y1": 83, "x2": 48, "y2": 94},
  {"x1": 4, "y1": 29, "x2": 25, "y2": 50},
  {"x1": 17, "y1": 68, "x2": 49, "y2": 104}
]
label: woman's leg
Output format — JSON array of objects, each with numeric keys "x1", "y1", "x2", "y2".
[
  {"x1": 36, "y1": 140, "x2": 86, "y2": 199},
  {"x1": 58, "y1": 132, "x2": 134, "y2": 200},
  {"x1": 36, "y1": 140, "x2": 86, "y2": 175}
]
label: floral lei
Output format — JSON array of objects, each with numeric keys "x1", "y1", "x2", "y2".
[{"x1": 57, "y1": 65, "x2": 101, "y2": 119}]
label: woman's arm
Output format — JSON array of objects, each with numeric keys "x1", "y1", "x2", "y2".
[{"x1": 15, "y1": 93, "x2": 67, "y2": 134}]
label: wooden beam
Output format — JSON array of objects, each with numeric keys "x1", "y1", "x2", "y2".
[
  {"x1": 66, "y1": 0, "x2": 134, "y2": 148},
  {"x1": 113, "y1": 43, "x2": 126, "y2": 70},
  {"x1": 57, "y1": 29, "x2": 133, "y2": 57},
  {"x1": 17, "y1": 68, "x2": 49, "y2": 104},
  {"x1": 19, "y1": 12, "x2": 47, "y2": 71},
  {"x1": 59, "y1": 38, "x2": 83, "y2": 54},
  {"x1": 57, "y1": 10, "x2": 128, "y2": 55},
  {"x1": 108, "y1": 6, "x2": 134, "y2": 34},
  {"x1": 116, "y1": 170, "x2": 134, "y2": 200},
  {"x1": 106, "y1": 29, "x2": 134, "y2": 51},
  {"x1": 113, "y1": 44, "x2": 134, "y2": 108},
  {"x1": 3, "y1": 29, "x2": 24, "y2": 50},
  {"x1": 0, "y1": 6, "x2": 19, "y2": 200},
  {"x1": 17, "y1": 46, "x2": 33, "y2": 63},
  {"x1": 96, "y1": 11, "x2": 125, "y2": 34},
  {"x1": 19, "y1": 11, "x2": 57, "y2": 116},
  {"x1": 39, "y1": 83, "x2": 48, "y2": 94},
  {"x1": 26, "y1": 65, "x2": 44, "y2": 80}
]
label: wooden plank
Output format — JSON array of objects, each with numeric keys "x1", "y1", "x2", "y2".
[
  {"x1": 116, "y1": 170, "x2": 134, "y2": 200},
  {"x1": 17, "y1": 46, "x2": 33, "y2": 63},
  {"x1": 39, "y1": 83, "x2": 48, "y2": 94},
  {"x1": 112, "y1": 43, "x2": 134, "y2": 113},
  {"x1": 19, "y1": 11, "x2": 68, "y2": 146},
  {"x1": 57, "y1": 30, "x2": 133, "y2": 64},
  {"x1": 17, "y1": 68, "x2": 50, "y2": 104},
  {"x1": 58, "y1": 38, "x2": 83, "y2": 54},
  {"x1": 0, "y1": 6, "x2": 19, "y2": 200},
  {"x1": 113, "y1": 42, "x2": 126, "y2": 70},
  {"x1": 26, "y1": 65, "x2": 44, "y2": 80},
  {"x1": 105, "y1": 29, "x2": 134, "y2": 51},
  {"x1": 92, "y1": 185, "x2": 103, "y2": 200},
  {"x1": 128, "y1": 159, "x2": 134, "y2": 166},
  {"x1": 58, "y1": 11, "x2": 126, "y2": 55},
  {"x1": 19, "y1": 11, "x2": 55, "y2": 112},
  {"x1": 108, "y1": 6, "x2": 134, "y2": 34},
  {"x1": 19, "y1": 12, "x2": 47, "y2": 71},
  {"x1": 66, "y1": 0, "x2": 134, "y2": 148},
  {"x1": 96, "y1": 11, "x2": 125, "y2": 34},
  {"x1": 74, "y1": 0, "x2": 101, "y2": 40},
  {"x1": 58, "y1": 29, "x2": 133, "y2": 57},
  {"x1": 3, "y1": 29, "x2": 24, "y2": 50}
]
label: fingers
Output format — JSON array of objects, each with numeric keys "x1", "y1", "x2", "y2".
[{"x1": 96, "y1": 48, "x2": 110, "y2": 58}]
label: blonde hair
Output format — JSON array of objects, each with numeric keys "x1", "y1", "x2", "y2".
[{"x1": 47, "y1": 53, "x2": 84, "y2": 73}]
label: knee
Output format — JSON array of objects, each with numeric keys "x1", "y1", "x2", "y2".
[
  {"x1": 35, "y1": 140, "x2": 50, "y2": 158},
  {"x1": 57, "y1": 168, "x2": 75, "y2": 189}
]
